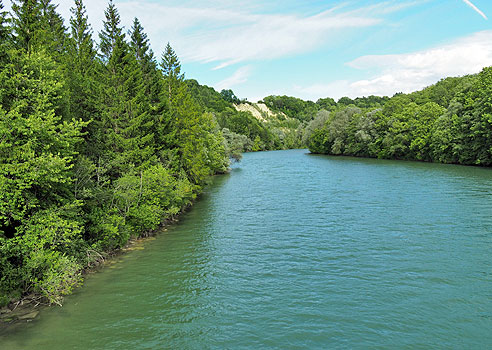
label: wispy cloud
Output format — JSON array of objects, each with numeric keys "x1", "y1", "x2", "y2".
[
  {"x1": 215, "y1": 65, "x2": 253, "y2": 91},
  {"x1": 72, "y1": 0, "x2": 414, "y2": 70},
  {"x1": 294, "y1": 30, "x2": 492, "y2": 100},
  {"x1": 462, "y1": 0, "x2": 488, "y2": 20},
  {"x1": 3, "y1": 0, "x2": 419, "y2": 70},
  {"x1": 175, "y1": 7, "x2": 384, "y2": 69}
]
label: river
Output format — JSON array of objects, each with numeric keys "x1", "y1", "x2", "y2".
[{"x1": 1, "y1": 149, "x2": 492, "y2": 349}]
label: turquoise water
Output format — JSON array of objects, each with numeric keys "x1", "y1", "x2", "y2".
[{"x1": 1, "y1": 149, "x2": 492, "y2": 349}]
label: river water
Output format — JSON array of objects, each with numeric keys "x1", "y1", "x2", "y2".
[{"x1": 1, "y1": 149, "x2": 492, "y2": 349}]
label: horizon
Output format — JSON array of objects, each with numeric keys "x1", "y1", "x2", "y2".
[{"x1": 4, "y1": 0, "x2": 492, "y2": 102}]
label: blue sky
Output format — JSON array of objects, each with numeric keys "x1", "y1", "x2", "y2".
[{"x1": 5, "y1": 0, "x2": 492, "y2": 101}]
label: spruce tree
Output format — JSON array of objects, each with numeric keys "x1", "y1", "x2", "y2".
[
  {"x1": 11, "y1": 0, "x2": 67, "y2": 57},
  {"x1": 98, "y1": 0, "x2": 125, "y2": 61},
  {"x1": 99, "y1": 1, "x2": 155, "y2": 176},
  {"x1": 0, "y1": 0, "x2": 10, "y2": 63},
  {"x1": 0, "y1": 0, "x2": 9, "y2": 42},
  {"x1": 11, "y1": 0, "x2": 43, "y2": 54},
  {"x1": 129, "y1": 17, "x2": 162, "y2": 106},
  {"x1": 159, "y1": 46, "x2": 228, "y2": 183},
  {"x1": 129, "y1": 18, "x2": 173, "y2": 162},
  {"x1": 161, "y1": 42, "x2": 184, "y2": 102},
  {"x1": 66, "y1": 0, "x2": 100, "y2": 153},
  {"x1": 39, "y1": 0, "x2": 67, "y2": 58},
  {"x1": 130, "y1": 18, "x2": 152, "y2": 64}
]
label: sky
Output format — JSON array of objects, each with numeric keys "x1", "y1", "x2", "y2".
[{"x1": 4, "y1": 0, "x2": 492, "y2": 102}]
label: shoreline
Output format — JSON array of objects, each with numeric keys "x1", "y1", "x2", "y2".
[
  {"x1": 0, "y1": 172, "x2": 219, "y2": 328},
  {"x1": 0, "y1": 228, "x2": 169, "y2": 327}
]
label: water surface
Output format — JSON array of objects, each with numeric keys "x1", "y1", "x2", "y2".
[{"x1": 1, "y1": 149, "x2": 492, "y2": 349}]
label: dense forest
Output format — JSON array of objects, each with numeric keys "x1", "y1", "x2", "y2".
[
  {"x1": 0, "y1": 0, "x2": 290, "y2": 307},
  {"x1": 2, "y1": 0, "x2": 492, "y2": 308},
  {"x1": 305, "y1": 73, "x2": 492, "y2": 165}
]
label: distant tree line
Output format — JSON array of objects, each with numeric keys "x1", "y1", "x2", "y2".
[{"x1": 306, "y1": 73, "x2": 492, "y2": 166}]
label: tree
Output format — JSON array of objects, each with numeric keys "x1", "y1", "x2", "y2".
[
  {"x1": 316, "y1": 97, "x2": 336, "y2": 111},
  {"x1": 98, "y1": 0, "x2": 125, "y2": 61},
  {"x1": 66, "y1": 0, "x2": 100, "y2": 155},
  {"x1": 129, "y1": 17, "x2": 153, "y2": 64},
  {"x1": 129, "y1": 17, "x2": 164, "y2": 111},
  {"x1": 0, "y1": 51, "x2": 87, "y2": 302},
  {"x1": 69, "y1": 0, "x2": 95, "y2": 65},
  {"x1": 0, "y1": 0, "x2": 10, "y2": 63},
  {"x1": 220, "y1": 89, "x2": 241, "y2": 104},
  {"x1": 11, "y1": 0, "x2": 43, "y2": 53},
  {"x1": 161, "y1": 42, "x2": 183, "y2": 102},
  {"x1": 97, "y1": 1, "x2": 156, "y2": 177},
  {"x1": 337, "y1": 96, "x2": 355, "y2": 106},
  {"x1": 408, "y1": 102, "x2": 445, "y2": 161},
  {"x1": 38, "y1": 0, "x2": 67, "y2": 59},
  {"x1": 11, "y1": 0, "x2": 67, "y2": 57},
  {"x1": 0, "y1": 51, "x2": 85, "y2": 231},
  {"x1": 129, "y1": 18, "x2": 171, "y2": 164}
]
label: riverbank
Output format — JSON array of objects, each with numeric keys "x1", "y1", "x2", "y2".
[
  {"x1": 0, "y1": 233, "x2": 159, "y2": 326},
  {"x1": 0, "y1": 182, "x2": 213, "y2": 327}
]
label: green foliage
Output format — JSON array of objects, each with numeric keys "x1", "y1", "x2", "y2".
[
  {"x1": 11, "y1": 0, "x2": 67, "y2": 58},
  {"x1": 186, "y1": 80, "x2": 231, "y2": 113},
  {"x1": 0, "y1": 51, "x2": 85, "y2": 226},
  {"x1": 169, "y1": 80, "x2": 229, "y2": 184},
  {"x1": 222, "y1": 128, "x2": 252, "y2": 161},
  {"x1": 0, "y1": 0, "x2": 10, "y2": 63},
  {"x1": 98, "y1": 0, "x2": 124, "y2": 61},
  {"x1": 307, "y1": 70, "x2": 492, "y2": 166},
  {"x1": 262, "y1": 95, "x2": 318, "y2": 122},
  {"x1": 161, "y1": 42, "x2": 183, "y2": 102},
  {"x1": 0, "y1": 0, "x2": 229, "y2": 306},
  {"x1": 11, "y1": 0, "x2": 43, "y2": 53},
  {"x1": 316, "y1": 97, "x2": 336, "y2": 111},
  {"x1": 129, "y1": 18, "x2": 152, "y2": 64},
  {"x1": 220, "y1": 89, "x2": 241, "y2": 104}
]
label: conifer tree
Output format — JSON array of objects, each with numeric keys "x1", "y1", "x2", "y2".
[
  {"x1": 129, "y1": 18, "x2": 173, "y2": 161},
  {"x1": 66, "y1": 0, "x2": 100, "y2": 153},
  {"x1": 99, "y1": 1, "x2": 155, "y2": 176},
  {"x1": 69, "y1": 0, "x2": 94, "y2": 56},
  {"x1": 129, "y1": 17, "x2": 162, "y2": 107},
  {"x1": 99, "y1": 0, "x2": 125, "y2": 61},
  {"x1": 11, "y1": 0, "x2": 67, "y2": 57},
  {"x1": 39, "y1": 0, "x2": 67, "y2": 58},
  {"x1": 161, "y1": 42, "x2": 184, "y2": 102},
  {"x1": 0, "y1": 0, "x2": 8, "y2": 41},
  {"x1": 130, "y1": 18, "x2": 152, "y2": 63},
  {"x1": 159, "y1": 45, "x2": 228, "y2": 183},
  {"x1": 0, "y1": 0, "x2": 10, "y2": 63},
  {"x1": 11, "y1": 0, "x2": 43, "y2": 53}
]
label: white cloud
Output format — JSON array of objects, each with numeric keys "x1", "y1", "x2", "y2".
[
  {"x1": 179, "y1": 10, "x2": 381, "y2": 69},
  {"x1": 462, "y1": 0, "x2": 488, "y2": 20},
  {"x1": 215, "y1": 65, "x2": 253, "y2": 91},
  {"x1": 177, "y1": 1, "x2": 428, "y2": 69},
  {"x1": 2, "y1": 1, "x2": 416, "y2": 69},
  {"x1": 45, "y1": 0, "x2": 405, "y2": 68},
  {"x1": 294, "y1": 30, "x2": 492, "y2": 100}
]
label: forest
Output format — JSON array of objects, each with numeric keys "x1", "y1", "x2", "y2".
[
  {"x1": 1, "y1": 0, "x2": 492, "y2": 308},
  {"x1": 0, "y1": 0, "x2": 276, "y2": 307},
  {"x1": 304, "y1": 73, "x2": 492, "y2": 165}
]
